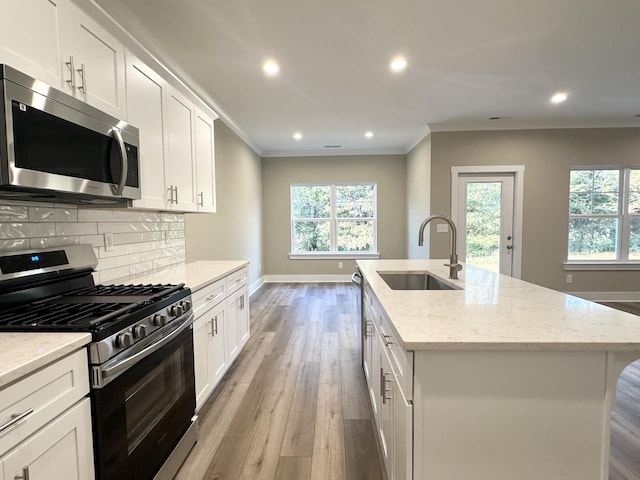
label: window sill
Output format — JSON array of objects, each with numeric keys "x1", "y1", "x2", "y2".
[
  {"x1": 563, "y1": 261, "x2": 640, "y2": 271},
  {"x1": 289, "y1": 252, "x2": 381, "y2": 260}
]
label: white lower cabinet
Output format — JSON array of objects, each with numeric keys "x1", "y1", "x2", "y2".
[
  {"x1": 192, "y1": 266, "x2": 250, "y2": 411},
  {"x1": 0, "y1": 398, "x2": 94, "y2": 480},
  {"x1": 365, "y1": 287, "x2": 413, "y2": 480},
  {"x1": 0, "y1": 349, "x2": 94, "y2": 480}
]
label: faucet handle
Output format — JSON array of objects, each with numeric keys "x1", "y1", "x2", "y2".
[{"x1": 445, "y1": 263, "x2": 463, "y2": 271}]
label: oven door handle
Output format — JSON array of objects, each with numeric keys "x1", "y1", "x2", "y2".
[{"x1": 99, "y1": 312, "x2": 193, "y2": 385}]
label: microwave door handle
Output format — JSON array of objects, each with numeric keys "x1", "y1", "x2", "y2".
[{"x1": 110, "y1": 127, "x2": 128, "y2": 196}]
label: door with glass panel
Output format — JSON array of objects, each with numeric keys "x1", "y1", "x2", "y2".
[{"x1": 456, "y1": 174, "x2": 515, "y2": 275}]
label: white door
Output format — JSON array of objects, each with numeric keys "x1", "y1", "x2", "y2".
[{"x1": 456, "y1": 174, "x2": 515, "y2": 276}]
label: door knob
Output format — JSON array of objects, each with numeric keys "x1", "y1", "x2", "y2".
[{"x1": 506, "y1": 245, "x2": 513, "y2": 250}]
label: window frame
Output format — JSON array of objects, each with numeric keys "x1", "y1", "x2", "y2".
[
  {"x1": 289, "y1": 182, "x2": 380, "y2": 259},
  {"x1": 565, "y1": 166, "x2": 640, "y2": 270}
]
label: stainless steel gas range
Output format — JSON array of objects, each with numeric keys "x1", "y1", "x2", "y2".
[{"x1": 0, "y1": 244, "x2": 197, "y2": 480}]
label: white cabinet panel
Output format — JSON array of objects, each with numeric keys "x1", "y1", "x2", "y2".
[
  {"x1": 165, "y1": 88, "x2": 197, "y2": 212},
  {"x1": 194, "y1": 301, "x2": 227, "y2": 412},
  {"x1": 59, "y1": 1, "x2": 126, "y2": 118},
  {"x1": 126, "y1": 52, "x2": 168, "y2": 210},
  {"x1": 0, "y1": 0, "x2": 63, "y2": 87},
  {"x1": 0, "y1": 398, "x2": 94, "y2": 480},
  {"x1": 194, "y1": 107, "x2": 217, "y2": 213}
]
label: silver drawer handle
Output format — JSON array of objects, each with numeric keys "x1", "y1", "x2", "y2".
[
  {"x1": 382, "y1": 334, "x2": 394, "y2": 346},
  {"x1": 206, "y1": 294, "x2": 216, "y2": 301},
  {"x1": 0, "y1": 409, "x2": 34, "y2": 433},
  {"x1": 14, "y1": 466, "x2": 30, "y2": 480}
]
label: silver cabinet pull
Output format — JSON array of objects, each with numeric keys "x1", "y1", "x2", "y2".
[
  {"x1": 214, "y1": 315, "x2": 218, "y2": 335},
  {"x1": 198, "y1": 192, "x2": 204, "y2": 207},
  {"x1": 382, "y1": 334, "x2": 393, "y2": 346},
  {"x1": 65, "y1": 56, "x2": 76, "y2": 89},
  {"x1": 14, "y1": 466, "x2": 30, "y2": 480},
  {"x1": 174, "y1": 186, "x2": 178, "y2": 203},
  {"x1": 77, "y1": 63, "x2": 87, "y2": 94},
  {"x1": 381, "y1": 371, "x2": 392, "y2": 404},
  {"x1": 167, "y1": 185, "x2": 174, "y2": 204},
  {"x1": 0, "y1": 409, "x2": 34, "y2": 433}
]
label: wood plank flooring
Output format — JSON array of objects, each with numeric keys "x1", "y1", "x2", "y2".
[
  {"x1": 175, "y1": 283, "x2": 384, "y2": 480},
  {"x1": 175, "y1": 284, "x2": 640, "y2": 480}
]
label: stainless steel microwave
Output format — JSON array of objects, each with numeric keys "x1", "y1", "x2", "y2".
[{"x1": 0, "y1": 64, "x2": 140, "y2": 206}]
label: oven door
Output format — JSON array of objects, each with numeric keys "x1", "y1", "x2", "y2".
[{"x1": 91, "y1": 312, "x2": 195, "y2": 480}]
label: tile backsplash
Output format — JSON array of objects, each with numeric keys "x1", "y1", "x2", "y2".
[{"x1": 0, "y1": 201, "x2": 185, "y2": 283}]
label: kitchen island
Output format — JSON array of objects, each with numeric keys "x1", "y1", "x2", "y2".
[{"x1": 357, "y1": 259, "x2": 640, "y2": 480}]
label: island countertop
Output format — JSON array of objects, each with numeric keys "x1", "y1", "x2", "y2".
[{"x1": 357, "y1": 259, "x2": 640, "y2": 351}]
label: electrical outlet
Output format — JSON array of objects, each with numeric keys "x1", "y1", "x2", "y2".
[
  {"x1": 566, "y1": 274, "x2": 573, "y2": 284},
  {"x1": 338, "y1": 262, "x2": 343, "y2": 269},
  {"x1": 104, "y1": 232, "x2": 114, "y2": 251},
  {"x1": 436, "y1": 223, "x2": 449, "y2": 233}
]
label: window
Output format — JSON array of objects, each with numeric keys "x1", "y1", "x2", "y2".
[
  {"x1": 291, "y1": 183, "x2": 377, "y2": 255},
  {"x1": 568, "y1": 167, "x2": 640, "y2": 263}
]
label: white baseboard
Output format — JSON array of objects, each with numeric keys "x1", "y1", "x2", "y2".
[
  {"x1": 249, "y1": 277, "x2": 265, "y2": 296},
  {"x1": 568, "y1": 291, "x2": 640, "y2": 302},
  {"x1": 263, "y1": 274, "x2": 353, "y2": 283}
]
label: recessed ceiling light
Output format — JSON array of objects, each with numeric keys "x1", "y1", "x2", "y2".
[
  {"x1": 550, "y1": 92, "x2": 568, "y2": 104},
  {"x1": 263, "y1": 60, "x2": 280, "y2": 76},
  {"x1": 390, "y1": 56, "x2": 408, "y2": 73},
  {"x1": 365, "y1": 131, "x2": 374, "y2": 138},
  {"x1": 293, "y1": 132, "x2": 302, "y2": 140}
]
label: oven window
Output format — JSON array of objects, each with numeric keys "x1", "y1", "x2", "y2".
[{"x1": 125, "y1": 348, "x2": 186, "y2": 453}]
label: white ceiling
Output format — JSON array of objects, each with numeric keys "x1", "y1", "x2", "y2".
[{"x1": 94, "y1": 0, "x2": 640, "y2": 157}]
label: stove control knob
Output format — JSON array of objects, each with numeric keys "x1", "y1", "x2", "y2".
[
  {"x1": 153, "y1": 314, "x2": 167, "y2": 327},
  {"x1": 115, "y1": 331, "x2": 133, "y2": 348},
  {"x1": 171, "y1": 305, "x2": 184, "y2": 317},
  {"x1": 182, "y1": 300, "x2": 192, "y2": 311},
  {"x1": 132, "y1": 324, "x2": 147, "y2": 339}
]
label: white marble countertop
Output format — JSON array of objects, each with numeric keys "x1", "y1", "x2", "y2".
[
  {"x1": 357, "y1": 259, "x2": 640, "y2": 352},
  {"x1": 0, "y1": 332, "x2": 91, "y2": 389},
  {"x1": 109, "y1": 260, "x2": 249, "y2": 291}
]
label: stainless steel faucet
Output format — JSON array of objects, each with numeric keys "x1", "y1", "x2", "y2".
[{"x1": 418, "y1": 214, "x2": 463, "y2": 280}]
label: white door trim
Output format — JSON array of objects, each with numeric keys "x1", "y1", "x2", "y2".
[{"x1": 451, "y1": 165, "x2": 525, "y2": 279}]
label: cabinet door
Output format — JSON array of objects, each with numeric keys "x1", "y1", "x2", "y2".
[
  {"x1": 165, "y1": 87, "x2": 197, "y2": 212},
  {"x1": 393, "y1": 387, "x2": 412, "y2": 480},
  {"x1": 379, "y1": 341, "x2": 394, "y2": 480},
  {"x1": 0, "y1": 398, "x2": 94, "y2": 480},
  {"x1": 126, "y1": 52, "x2": 169, "y2": 210},
  {"x1": 209, "y1": 301, "x2": 227, "y2": 387},
  {"x1": 0, "y1": 0, "x2": 64, "y2": 87},
  {"x1": 193, "y1": 313, "x2": 212, "y2": 411},
  {"x1": 58, "y1": 2, "x2": 126, "y2": 118},
  {"x1": 237, "y1": 287, "x2": 249, "y2": 348},
  {"x1": 226, "y1": 288, "x2": 242, "y2": 363},
  {"x1": 194, "y1": 107, "x2": 217, "y2": 213}
]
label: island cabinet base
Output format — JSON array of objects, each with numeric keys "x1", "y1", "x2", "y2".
[{"x1": 412, "y1": 349, "x2": 640, "y2": 480}]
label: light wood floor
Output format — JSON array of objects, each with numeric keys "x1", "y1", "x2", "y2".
[
  {"x1": 175, "y1": 283, "x2": 640, "y2": 480},
  {"x1": 175, "y1": 282, "x2": 384, "y2": 480}
]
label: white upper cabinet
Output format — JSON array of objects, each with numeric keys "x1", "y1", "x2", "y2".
[
  {"x1": 58, "y1": 1, "x2": 127, "y2": 118},
  {"x1": 194, "y1": 107, "x2": 217, "y2": 213},
  {"x1": 165, "y1": 87, "x2": 197, "y2": 212},
  {"x1": 0, "y1": 0, "x2": 126, "y2": 119},
  {"x1": 0, "y1": 0, "x2": 63, "y2": 87},
  {"x1": 126, "y1": 51, "x2": 169, "y2": 210}
]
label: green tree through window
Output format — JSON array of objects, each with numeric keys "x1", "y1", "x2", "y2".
[
  {"x1": 568, "y1": 167, "x2": 640, "y2": 261},
  {"x1": 291, "y1": 184, "x2": 376, "y2": 253}
]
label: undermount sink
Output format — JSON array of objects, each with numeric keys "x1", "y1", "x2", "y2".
[{"x1": 378, "y1": 272, "x2": 461, "y2": 291}]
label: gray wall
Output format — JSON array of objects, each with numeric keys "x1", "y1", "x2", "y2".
[
  {"x1": 185, "y1": 121, "x2": 263, "y2": 286},
  {"x1": 262, "y1": 154, "x2": 407, "y2": 276},
  {"x1": 430, "y1": 128, "x2": 640, "y2": 292},
  {"x1": 406, "y1": 134, "x2": 431, "y2": 259}
]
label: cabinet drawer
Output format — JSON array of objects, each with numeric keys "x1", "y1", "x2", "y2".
[
  {"x1": 193, "y1": 278, "x2": 226, "y2": 315},
  {"x1": 0, "y1": 349, "x2": 89, "y2": 456},
  {"x1": 379, "y1": 315, "x2": 413, "y2": 400},
  {"x1": 226, "y1": 267, "x2": 248, "y2": 294}
]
